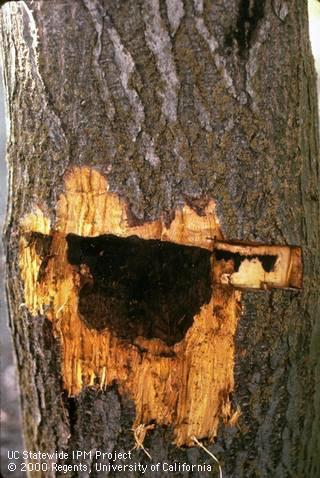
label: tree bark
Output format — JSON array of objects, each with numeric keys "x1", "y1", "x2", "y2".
[{"x1": 1, "y1": 1, "x2": 319, "y2": 477}]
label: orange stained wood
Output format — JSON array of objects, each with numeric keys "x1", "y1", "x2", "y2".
[{"x1": 19, "y1": 166, "x2": 302, "y2": 446}]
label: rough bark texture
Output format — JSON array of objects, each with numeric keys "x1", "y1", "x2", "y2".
[{"x1": 0, "y1": 0, "x2": 319, "y2": 477}]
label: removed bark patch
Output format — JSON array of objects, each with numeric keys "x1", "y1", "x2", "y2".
[{"x1": 18, "y1": 166, "x2": 302, "y2": 446}]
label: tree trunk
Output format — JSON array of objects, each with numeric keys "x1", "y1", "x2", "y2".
[{"x1": 1, "y1": 1, "x2": 319, "y2": 477}]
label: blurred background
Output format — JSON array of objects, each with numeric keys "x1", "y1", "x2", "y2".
[{"x1": 0, "y1": 1, "x2": 320, "y2": 476}]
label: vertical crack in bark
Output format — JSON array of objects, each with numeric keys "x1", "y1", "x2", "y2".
[
  {"x1": 235, "y1": 0, "x2": 266, "y2": 56},
  {"x1": 82, "y1": 0, "x2": 115, "y2": 120},
  {"x1": 272, "y1": 0, "x2": 288, "y2": 22},
  {"x1": 105, "y1": 16, "x2": 145, "y2": 141},
  {"x1": 223, "y1": 0, "x2": 268, "y2": 109},
  {"x1": 193, "y1": 0, "x2": 237, "y2": 98},
  {"x1": 165, "y1": 0, "x2": 185, "y2": 36},
  {"x1": 143, "y1": 0, "x2": 180, "y2": 123},
  {"x1": 245, "y1": 20, "x2": 270, "y2": 110}
]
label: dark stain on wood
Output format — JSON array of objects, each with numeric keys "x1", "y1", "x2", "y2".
[
  {"x1": 67, "y1": 233, "x2": 212, "y2": 345},
  {"x1": 225, "y1": 0, "x2": 266, "y2": 55}
]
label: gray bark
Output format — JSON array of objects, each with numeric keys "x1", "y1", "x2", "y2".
[{"x1": 0, "y1": 1, "x2": 319, "y2": 477}]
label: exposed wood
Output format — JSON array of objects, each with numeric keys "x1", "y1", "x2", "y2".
[
  {"x1": 19, "y1": 166, "x2": 241, "y2": 446},
  {"x1": 213, "y1": 240, "x2": 302, "y2": 289}
]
